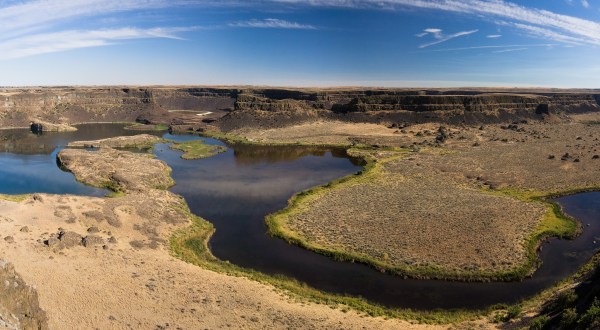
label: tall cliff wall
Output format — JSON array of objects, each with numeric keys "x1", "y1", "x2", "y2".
[
  {"x1": 0, "y1": 87, "x2": 235, "y2": 129},
  {"x1": 1, "y1": 87, "x2": 598, "y2": 130},
  {"x1": 220, "y1": 90, "x2": 600, "y2": 130}
]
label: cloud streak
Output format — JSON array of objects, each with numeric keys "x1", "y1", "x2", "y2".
[
  {"x1": 228, "y1": 18, "x2": 317, "y2": 29},
  {"x1": 417, "y1": 28, "x2": 478, "y2": 48},
  {"x1": 271, "y1": 0, "x2": 600, "y2": 46},
  {"x1": 426, "y1": 43, "x2": 556, "y2": 52},
  {"x1": 492, "y1": 47, "x2": 527, "y2": 53},
  {"x1": 0, "y1": 0, "x2": 205, "y2": 59},
  {"x1": 0, "y1": 27, "x2": 197, "y2": 60},
  {"x1": 0, "y1": 1, "x2": 320, "y2": 59}
]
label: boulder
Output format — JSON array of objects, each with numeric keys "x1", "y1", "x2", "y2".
[
  {"x1": 82, "y1": 235, "x2": 105, "y2": 248},
  {"x1": 30, "y1": 122, "x2": 43, "y2": 134},
  {"x1": 58, "y1": 231, "x2": 83, "y2": 248}
]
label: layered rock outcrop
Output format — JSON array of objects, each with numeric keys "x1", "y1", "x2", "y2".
[{"x1": 1, "y1": 87, "x2": 599, "y2": 131}]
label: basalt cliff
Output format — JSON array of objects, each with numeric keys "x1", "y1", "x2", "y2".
[{"x1": 1, "y1": 87, "x2": 599, "y2": 131}]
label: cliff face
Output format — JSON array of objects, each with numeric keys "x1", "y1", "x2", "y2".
[
  {"x1": 1, "y1": 87, "x2": 599, "y2": 130},
  {"x1": 221, "y1": 89, "x2": 600, "y2": 130},
  {"x1": 0, "y1": 88, "x2": 159, "y2": 128},
  {"x1": 0, "y1": 87, "x2": 236, "y2": 129}
]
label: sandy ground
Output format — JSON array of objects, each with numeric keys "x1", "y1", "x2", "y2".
[
  {"x1": 0, "y1": 137, "x2": 449, "y2": 329},
  {"x1": 0, "y1": 195, "x2": 429, "y2": 329}
]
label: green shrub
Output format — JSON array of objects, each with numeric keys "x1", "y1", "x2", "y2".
[
  {"x1": 578, "y1": 297, "x2": 600, "y2": 328},
  {"x1": 529, "y1": 315, "x2": 549, "y2": 330},
  {"x1": 559, "y1": 308, "x2": 577, "y2": 329}
]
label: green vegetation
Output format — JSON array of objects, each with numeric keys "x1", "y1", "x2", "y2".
[
  {"x1": 0, "y1": 194, "x2": 29, "y2": 202},
  {"x1": 200, "y1": 131, "x2": 251, "y2": 144},
  {"x1": 124, "y1": 123, "x2": 169, "y2": 131},
  {"x1": 493, "y1": 305, "x2": 522, "y2": 323},
  {"x1": 529, "y1": 315, "x2": 550, "y2": 330},
  {"x1": 170, "y1": 140, "x2": 227, "y2": 159}
]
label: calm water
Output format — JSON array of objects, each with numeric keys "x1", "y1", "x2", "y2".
[
  {"x1": 1, "y1": 124, "x2": 600, "y2": 310},
  {"x1": 0, "y1": 124, "x2": 162, "y2": 195}
]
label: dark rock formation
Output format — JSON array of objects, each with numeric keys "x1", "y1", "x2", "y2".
[
  {"x1": 58, "y1": 231, "x2": 83, "y2": 248},
  {"x1": 30, "y1": 122, "x2": 43, "y2": 134},
  {"x1": 82, "y1": 235, "x2": 105, "y2": 248}
]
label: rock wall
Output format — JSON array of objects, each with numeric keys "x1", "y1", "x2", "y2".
[
  {"x1": 1, "y1": 87, "x2": 599, "y2": 130},
  {"x1": 0, "y1": 87, "x2": 236, "y2": 129},
  {"x1": 221, "y1": 90, "x2": 600, "y2": 129}
]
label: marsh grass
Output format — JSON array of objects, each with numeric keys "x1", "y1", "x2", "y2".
[
  {"x1": 170, "y1": 140, "x2": 227, "y2": 159},
  {"x1": 125, "y1": 123, "x2": 169, "y2": 131}
]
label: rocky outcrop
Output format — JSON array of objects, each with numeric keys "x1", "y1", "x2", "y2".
[
  {"x1": 57, "y1": 144, "x2": 174, "y2": 193},
  {"x1": 0, "y1": 261, "x2": 48, "y2": 330},
  {"x1": 220, "y1": 89, "x2": 600, "y2": 130}
]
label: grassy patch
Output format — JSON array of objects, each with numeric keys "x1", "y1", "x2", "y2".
[
  {"x1": 124, "y1": 123, "x2": 169, "y2": 131},
  {"x1": 0, "y1": 194, "x2": 29, "y2": 202},
  {"x1": 170, "y1": 140, "x2": 227, "y2": 159},
  {"x1": 200, "y1": 131, "x2": 251, "y2": 144}
]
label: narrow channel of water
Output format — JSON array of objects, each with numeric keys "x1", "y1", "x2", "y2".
[{"x1": 1, "y1": 124, "x2": 599, "y2": 310}]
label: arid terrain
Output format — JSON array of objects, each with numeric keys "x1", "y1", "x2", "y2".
[
  {"x1": 0, "y1": 135, "x2": 424, "y2": 329},
  {"x1": 1, "y1": 86, "x2": 600, "y2": 329}
]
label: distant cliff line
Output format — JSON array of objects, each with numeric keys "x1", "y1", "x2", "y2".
[{"x1": 1, "y1": 87, "x2": 599, "y2": 129}]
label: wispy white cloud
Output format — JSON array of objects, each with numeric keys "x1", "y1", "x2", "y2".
[
  {"x1": 499, "y1": 22, "x2": 587, "y2": 45},
  {"x1": 417, "y1": 28, "x2": 478, "y2": 48},
  {"x1": 0, "y1": 0, "x2": 182, "y2": 36},
  {"x1": 271, "y1": 0, "x2": 600, "y2": 46},
  {"x1": 0, "y1": 0, "x2": 206, "y2": 60},
  {"x1": 228, "y1": 18, "x2": 317, "y2": 29},
  {"x1": 487, "y1": 34, "x2": 502, "y2": 38},
  {"x1": 0, "y1": 27, "x2": 197, "y2": 60},
  {"x1": 427, "y1": 43, "x2": 556, "y2": 52},
  {"x1": 492, "y1": 47, "x2": 527, "y2": 53},
  {"x1": 581, "y1": 0, "x2": 589, "y2": 8}
]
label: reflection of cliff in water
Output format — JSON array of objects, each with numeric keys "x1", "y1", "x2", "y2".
[
  {"x1": 0, "y1": 130, "x2": 56, "y2": 154},
  {"x1": 0, "y1": 124, "x2": 163, "y2": 155},
  {"x1": 231, "y1": 143, "x2": 362, "y2": 166}
]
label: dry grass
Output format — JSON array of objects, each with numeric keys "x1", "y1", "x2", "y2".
[{"x1": 270, "y1": 149, "x2": 547, "y2": 280}]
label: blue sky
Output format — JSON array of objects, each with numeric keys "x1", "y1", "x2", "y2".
[{"x1": 1, "y1": 0, "x2": 599, "y2": 88}]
